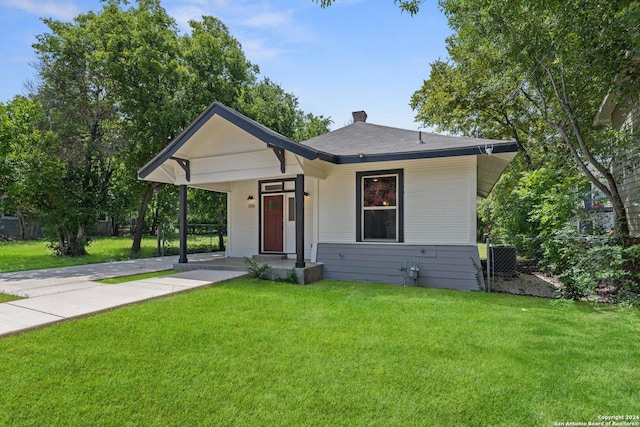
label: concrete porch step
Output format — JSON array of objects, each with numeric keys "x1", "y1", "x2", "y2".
[
  {"x1": 252, "y1": 254, "x2": 288, "y2": 261},
  {"x1": 174, "y1": 256, "x2": 323, "y2": 284}
]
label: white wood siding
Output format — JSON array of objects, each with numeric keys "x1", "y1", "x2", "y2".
[
  {"x1": 304, "y1": 178, "x2": 315, "y2": 259},
  {"x1": 228, "y1": 180, "x2": 259, "y2": 257},
  {"x1": 621, "y1": 147, "x2": 640, "y2": 235},
  {"x1": 612, "y1": 103, "x2": 640, "y2": 235},
  {"x1": 318, "y1": 157, "x2": 477, "y2": 245},
  {"x1": 318, "y1": 164, "x2": 356, "y2": 243}
]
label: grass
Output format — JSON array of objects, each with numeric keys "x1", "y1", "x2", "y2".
[
  {"x1": 0, "y1": 293, "x2": 21, "y2": 303},
  {"x1": 0, "y1": 235, "x2": 223, "y2": 273},
  {"x1": 97, "y1": 270, "x2": 176, "y2": 284},
  {"x1": 1, "y1": 279, "x2": 638, "y2": 426}
]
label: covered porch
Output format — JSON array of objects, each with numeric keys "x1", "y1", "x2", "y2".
[
  {"x1": 173, "y1": 253, "x2": 323, "y2": 284},
  {"x1": 137, "y1": 102, "x2": 325, "y2": 280}
]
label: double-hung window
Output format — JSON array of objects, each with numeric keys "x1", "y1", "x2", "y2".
[{"x1": 356, "y1": 169, "x2": 403, "y2": 242}]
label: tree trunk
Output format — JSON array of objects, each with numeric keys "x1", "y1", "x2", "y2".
[
  {"x1": 606, "y1": 177, "x2": 630, "y2": 236},
  {"x1": 533, "y1": 68, "x2": 631, "y2": 236},
  {"x1": 111, "y1": 216, "x2": 118, "y2": 237},
  {"x1": 16, "y1": 209, "x2": 27, "y2": 241},
  {"x1": 72, "y1": 223, "x2": 89, "y2": 256},
  {"x1": 58, "y1": 231, "x2": 67, "y2": 257},
  {"x1": 131, "y1": 182, "x2": 165, "y2": 254},
  {"x1": 156, "y1": 222, "x2": 162, "y2": 256},
  {"x1": 151, "y1": 202, "x2": 160, "y2": 236}
]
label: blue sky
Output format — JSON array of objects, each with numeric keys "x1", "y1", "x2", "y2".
[{"x1": 0, "y1": 0, "x2": 451, "y2": 130}]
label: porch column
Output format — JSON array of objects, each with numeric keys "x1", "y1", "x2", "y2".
[
  {"x1": 179, "y1": 184, "x2": 188, "y2": 264},
  {"x1": 295, "y1": 174, "x2": 305, "y2": 268}
]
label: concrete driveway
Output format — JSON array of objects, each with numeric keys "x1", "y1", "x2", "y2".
[{"x1": 0, "y1": 253, "x2": 246, "y2": 337}]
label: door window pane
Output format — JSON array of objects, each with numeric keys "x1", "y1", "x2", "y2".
[{"x1": 267, "y1": 198, "x2": 282, "y2": 211}]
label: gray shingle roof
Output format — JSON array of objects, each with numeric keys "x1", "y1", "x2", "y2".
[
  {"x1": 299, "y1": 121, "x2": 517, "y2": 163},
  {"x1": 139, "y1": 102, "x2": 519, "y2": 183}
]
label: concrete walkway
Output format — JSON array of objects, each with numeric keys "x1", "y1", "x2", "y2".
[{"x1": 0, "y1": 253, "x2": 246, "y2": 337}]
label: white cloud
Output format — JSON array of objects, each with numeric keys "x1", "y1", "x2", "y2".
[
  {"x1": 240, "y1": 37, "x2": 286, "y2": 62},
  {"x1": 170, "y1": 4, "x2": 209, "y2": 32},
  {"x1": 166, "y1": 0, "x2": 315, "y2": 63},
  {"x1": 239, "y1": 4, "x2": 315, "y2": 45},
  {"x1": 244, "y1": 10, "x2": 292, "y2": 28},
  {"x1": 0, "y1": 0, "x2": 80, "y2": 20},
  {"x1": 169, "y1": 0, "x2": 239, "y2": 33}
]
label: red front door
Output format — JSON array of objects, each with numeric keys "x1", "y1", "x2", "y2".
[{"x1": 263, "y1": 195, "x2": 283, "y2": 252}]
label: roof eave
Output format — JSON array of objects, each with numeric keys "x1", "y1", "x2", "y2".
[
  {"x1": 594, "y1": 92, "x2": 616, "y2": 125},
  {"x1": 325, "y1": 141, "x2": 519, "y2": 164}
]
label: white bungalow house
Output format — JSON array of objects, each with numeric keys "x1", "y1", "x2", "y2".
[{"x1": 139, "y1": 102, "x2": 518, "y2": 290}]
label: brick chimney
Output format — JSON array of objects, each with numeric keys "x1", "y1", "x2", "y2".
[{"x1": 352, "y1": 111, "x2": 367, "y2": 123}]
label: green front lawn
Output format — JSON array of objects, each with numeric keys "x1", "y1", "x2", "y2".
[
  {"x1": 1, "y1": 279, "x2": 638, "y2": 425},
  {"x1": 0, "y1": 235, "x2": 223, "y2": 273}
]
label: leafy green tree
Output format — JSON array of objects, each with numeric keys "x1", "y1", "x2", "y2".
[
  {"x1": 480, "y1": 166, "x2": 587, "y2": 239},
  {"x1": 238, "y1": 77, "x2": 332, "y2": 141},
  {"x1": 31, "y1": 9, "x2": 125, "y2": 254},
  {"x1": 180, "y1": 15, "x2": 259, "y2": 113},
  {"x1": 116, "y1": 5, "x2": 328, "y2": 253},
  {"x1": 93, "y1": 0, "x2": 188, "y2": 253},
  {"x1": 410, "y1": 55, "x2": 550, "y2": 171},
  {"x1": 238, "y1": 78, "x2": 299, "y2": 138},
  {"x1": 293, "y1": 112, "x2": 333, "y2": 143},
  {"x1": 188, "y1": 189, "x2": 227, "y2": 251},
  {"x1": 413, "y1": 0, "x2": 640, "y2": 236},
  {"x1": 19, "y1": 0, "x2": 330, "y2": 256},
  {"x1": 0, "y1": 97, "x2": 62, "y2": 240}
]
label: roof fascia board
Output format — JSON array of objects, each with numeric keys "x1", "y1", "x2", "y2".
[{"x1": 325, "y1": 141, "x2": 519, "y2": 164}]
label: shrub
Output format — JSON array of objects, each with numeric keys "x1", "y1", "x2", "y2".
[
  {"x1": 241, "y1": 258, "x2": 299, "y2": 284},
  {"x1": 242, "y1": 257, "x2": 272, "y2": 280},
  {"x1": 279, "y1": 268, "x2": 299, "y2": 284},
  {"x1": 540, "y1": 230, "x2": 640, "y2": 303}
]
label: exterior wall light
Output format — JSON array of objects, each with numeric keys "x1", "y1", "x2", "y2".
[{"x1": 247, "y1": 195, "x2": 255, "y2": 208}]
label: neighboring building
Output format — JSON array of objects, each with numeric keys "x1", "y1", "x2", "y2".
[
  {"x1": 579, "y1": 182, "x2": 614, "y2": 235},
  {"x1": 595, "y1": 92, "x2": 640, "y2": 235},
  {"x1": 139, "y1": 102, "x2": 517, "y2": 290}
]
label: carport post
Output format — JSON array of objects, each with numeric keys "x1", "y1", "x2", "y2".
[{"x1": 179, "y1": 184, "x2": 188, "y2": 264}]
